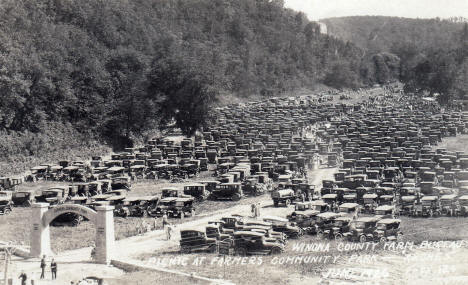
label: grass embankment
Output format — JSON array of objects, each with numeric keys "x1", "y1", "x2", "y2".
[{"x1": 0, "y1": 123, "x2": 110, "y2": 176}]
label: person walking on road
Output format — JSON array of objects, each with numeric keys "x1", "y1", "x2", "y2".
[
  {"x1": 18, "y1": 271, "x2": 27, "y2": 285},
  {"x1": 166, "y1": 224, "x2": 173, "y2": 240},
  {"x1": 51, "y1": 258, "x2": 57, "y2": 280},
  {"x1": 40, "y1": 255, "x2": 46, "y2": 279}
]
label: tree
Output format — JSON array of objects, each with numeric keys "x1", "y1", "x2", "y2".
[{"x1": 147, "y1": 56, "x2": 217, "y2": 136}]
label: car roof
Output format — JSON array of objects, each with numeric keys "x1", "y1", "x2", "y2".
[
  {"x1": 160, "y1": 197, "x2": 177, "y2": 202},
  {"x1": 262, "y1": 215, "x2": 288, "y2": 222},
  {"x1": 377, "y1": 218, "x2": 401, "y2": 224},
  {"x1": 233, "y1": 231, "x2": 264, "y2": 237},
  {"x1": 339, "y1": 203, "x2": 359, "y2": 208},
  {"x1": 322, "y1": 194, "x2": 337, "y2": 198},
  {"x1": 440, "y1": 194, "x2": 457, "y2": 200},
  {"x1": 421, "y1": 196, "x2": 438, "y2": 201},
  {"x1": 375, "y1": 205, "x2": 394, "y2": 210},
  {"x1": 317, "y1": 212, "x2": 341, "y2": 218},
  {"x1": 355, "y1": 216, "x2": 381, "y2": 222}
]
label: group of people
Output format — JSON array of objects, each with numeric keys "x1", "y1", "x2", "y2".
[
  {"x1": 251, "y1": 202, "x2": 261, "y2": 218},
  {"x1": 17, "y1": 256, "x2": 57, "y2": 285}
]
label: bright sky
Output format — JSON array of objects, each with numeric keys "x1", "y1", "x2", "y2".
[{"x1": 284, "y1": 0, "x2": 468, "y2": 21}]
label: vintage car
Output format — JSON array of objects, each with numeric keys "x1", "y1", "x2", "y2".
[
  {"x1": 198, "y1": 181, "x2": 221, "y2": 192},
  {"x1": 205, "y1": 222, "x2": 232, "y2": 241},
  {"x1": 343, "y1": 216, "x2": 382, "y2": 242},
  {"x1": 111, "y1": 177, "x2": 131, "y2": 191},
  {"x1": 183, "y1": 184, "x2": 209, "y2": 201},
  {"x1": 374, "y1": 205, "x2": 395, "y2": 218},
  {"x1": 323, "y1": 216, "x2": 352, "y2": 240},
  {"x1": 338, "y1": 203, "x2": 360, "y2": 216},
  {"x1": 315, "y1": 212, "x2": 343, "y2": 236},
  {"x1": 35, "y1": 187, "x2": 69, "y2": 205},
  {"x1": 399, "y1": 195, "x2": 417, "y2": 216},
  {"x1": 457, "y1": 195, "x2": 468, "y2": 216},
  {"x1": 439, "y1": 194, "x2": 458, "y2": 216},
  {"x1": 11, "y1": 191, "x2": 35, "y2": 207},
  {"x1": 210, "y1": 183, "x2": 243, "y2": 201},
  {"x1": 418, "y1": 196, "x2": 441, "y2": 217},
  {"x1": 262, "y1": 215, "x2": 303, "y2": 238},
  {"x1": 373, "y1": 219, "x2": 402, "y2": 242},
  {"x1": 0, "y1": 195, "x2": 12, "y2": 215},
  {"x1": 321, "y1": 194, "x2": 339, "y2": 212},
  {"x1": 155, "y1": 197, "x2": 195, "y2": 218},
  {"x1": 232, "y1": 231, "x2": 284, "y2": 256},
  {"x1": 115, "y1": 196, "x2": 159, "y2": 217},
  {"x1": 271, "y1": 189, "x2": 295, "y2": 207},
  {"x1": 362, "y1": 193, "x2": 379, "y2": 213},
  {"x1": 311, "y1": 200, "x2": 329, "y2": 213},
  {"x1": 287, "y1": 209, "x2": 319, "y2": 234},
  {"x1": 180, "y1": 228, "x2": 217, "y2": 254}
]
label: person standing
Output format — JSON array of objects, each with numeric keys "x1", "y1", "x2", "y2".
[
  {"x1": 51, "y1": 258, "x2": 57, "y2": 280},
  {"x1": 166, "y1": 224, "x2": 173, "y2": 240},
  {"x1": 18, "y1": 271, "x2": 27, "y2": 285},
  {"x1": 162, "y1": 212, "x2": 169, "y2": 229},
  {"x1": 40, "y1": 255, "x2": 46, "y2": 279}
]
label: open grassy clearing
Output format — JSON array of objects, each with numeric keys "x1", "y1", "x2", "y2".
[{"x1": 435, "y1": 134, "x2": 468, "y2": 153}]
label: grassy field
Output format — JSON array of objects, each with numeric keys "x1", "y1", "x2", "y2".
[{"x1": 435, "y1": 134, "x2": 468, "y2": 153}]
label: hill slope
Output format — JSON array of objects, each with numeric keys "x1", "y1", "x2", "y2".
[{"x1": 1, "y1": 0, "x2": 399, "y2": 148}]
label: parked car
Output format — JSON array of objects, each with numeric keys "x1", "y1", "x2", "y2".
[
  {"x1": 373, "y1": 219, "x2": 402, "y2": 242},
  {"x1": 271, "y1": 189, "x2": 295, "y2": 207},
  {"x1": 232, "y1": 231, "x2": 284, "y2": 256},
  {"x1": 0, "y1": 196, "x2": 12, "y2": 215},
  {"x1": 210, "y1": 183, "x2": 243, "y2": 201},
  {"x1": 262, "y1": 215, "x2": 303, "y2": 238},
  {"x1": 35, "y1": 187, "x2": 69, "y2": 205},
  {"x1": 183, "y1": 184, "x2": 209, "y2": 201},
  {"x1": 180, "y1": 228, "x2": 217, "y2": 254},
  {"x1": 343, "y1": 216, "x2": 382, "y2": 242},
  {"x1": 323, "y1": 216, "x2": 352, "y2": 240},
  {"x1": 11, "y1": 191, "x2": 35, "y2": 207}
]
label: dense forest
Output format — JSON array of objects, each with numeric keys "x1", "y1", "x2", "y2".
[
  {"x1": 0, "y1": 0, "x2": 401, "y2": 154},
  {"x1": 322, "y1": 16, "x2": 468, "y2": 104}
]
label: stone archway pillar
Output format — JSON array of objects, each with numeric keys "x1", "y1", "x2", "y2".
[
  {"x1": 94, "y1": 205, "x2": 115, "y2": 264},
  {"x1": 30, "y1": 203, "x2": 52, "y2": 257}
]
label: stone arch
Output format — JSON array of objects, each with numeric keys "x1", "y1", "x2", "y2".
[
  {"x1": 30, "y1": 203, "x2": 115, "y2": 264},
  {"x1": 43, "y1": 204, "x2": 98, "y2": 225}
]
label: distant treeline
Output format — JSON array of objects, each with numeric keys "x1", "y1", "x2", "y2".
[
  {"x1": 323, "y1": 16, "x2": 468, "y2": 104},
  {"x1": 0, "y1": 0, "x2": 404, "y2": 150}
]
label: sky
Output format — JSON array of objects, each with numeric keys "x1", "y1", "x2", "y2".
[{"x1": 284, "y1": 0, "x2": 468, "y2": 21}]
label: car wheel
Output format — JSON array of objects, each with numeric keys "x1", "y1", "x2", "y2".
[
  {"x1": 232, "y1": 193, "x2": 241, "y2": 201},
  {"x1": 379, "y1": 237, "x2": 386, "y2": 243},
  {"x1": 181, "y1": 246, "x2": 190, "y2": 254},
  {"x1": 208, "y1": 244, "x2": 217, "y2": 253},
  {"x1": 270, "y1": 247, "x2": 282, "y2": 255},
  {"x1": 191, "y1": 209, "x2": 195, "y2": 217},
  {"x1": 273, "y1": 201, "x2": 279, "y2": 207},
  {"x1": 396, "y1": 233, "x2": 403, "y2": 242},
  {"x1": 297, "y1": 228, "x2": 304, "y2": 237},
  {"x1": 334, "y1": 233, "x2": 343, "y2": 240},
  {"x1": 24, "y1": 200, "x2": 31, "y2": 207},
  {"x1": 359, "y1": 235, "x2": 367, "y2": 243},
  {"x1": 285, "y1": 199, "x2": 291, "y2": 207},
  {"x1": 236, "y1": 247, "x2": 247, "y2": 256},
  {"x1": 3, "y1": 208, "x2": 11, "y2": 215},
  {"x1": 142, "y1": 211, "x2": 148, "y2": 218}
]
